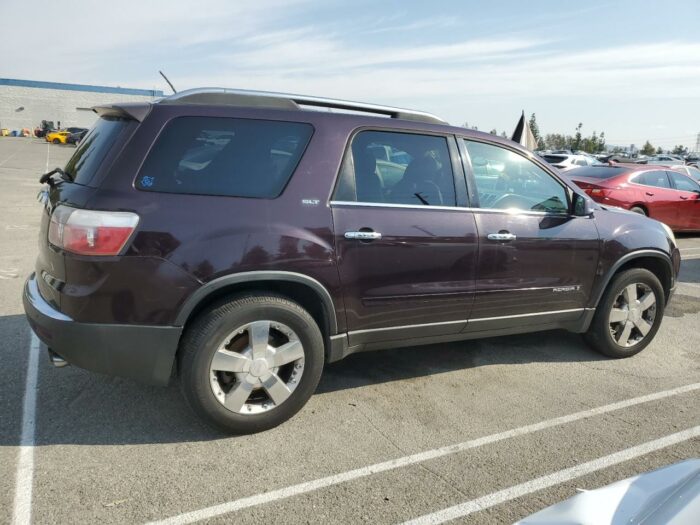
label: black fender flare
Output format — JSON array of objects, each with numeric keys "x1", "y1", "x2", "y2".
[
  {"x1": 174, "y1": 271, "x2": 338, "y2": 334},
  {"x1": 590, "y1": 249, "x2": 674, "y2": 307}
]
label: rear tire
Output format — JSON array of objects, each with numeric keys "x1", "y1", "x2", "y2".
[
  {"x1": 630, "y1": 206, "x2": 646, "y2": 216},
  {"x1": 584, "y1": 268, "x2": 665, "y2": 358},
  {"x1": 52, "y1": 138, "x2": 60, "y2": 144},
  {"x1": 179, "y1": 293, "x2": 324, "y2": 434}
]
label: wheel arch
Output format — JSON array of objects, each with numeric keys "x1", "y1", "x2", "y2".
[
  {"x1": 629, "y1": 203, "x2": 648, "y2": 215},
  {"x1": 592, "y1": 250, "x2": 674, "y2": 308},
  {"x1": 174, "y1": 271, "x2": 338, "y2": 338}
]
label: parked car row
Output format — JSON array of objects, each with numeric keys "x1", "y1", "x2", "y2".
[
  {"x1": 45, "y1": 127, "x2": 88, "y2": 145},
  {"x1": 563, "y1": 163, "x2": 700, "y2": 231}
]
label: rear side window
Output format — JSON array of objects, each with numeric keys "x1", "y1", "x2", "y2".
[
  {"x1": 668, "y1": 170, "x2": 700, "y2": 192},
  {"x1": 136, "y1": 117, "x2": 313, "y2": 198},
  {"x1": 635, "y1": 171, "x2": 671, "y2": 188},
  {"x1": 64, "y1": 117, "x2": 131, "y2": 186},
  {"x1": 334, "y1": 130, "x2": 456, "y2": 207}
]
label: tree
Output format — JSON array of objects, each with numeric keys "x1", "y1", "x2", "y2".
[
  {"x1": 529, "y1": 113, "x2": 546, "y2": 150},
  {"x1": 544, "y1": 133, "x2": 567, "y2": 150},
  {"x1": 572, "y1": 123, "x2": 583, "y2": 151},
  {"x1": 672, "y1": 144, "x2": 688, "y2": 155},
  {"x1": 640, "y1": 141, "x2": 656, "y2": 156},
  {"x1": 489, "y1": 128, "x2": 498, "y2": 135}
]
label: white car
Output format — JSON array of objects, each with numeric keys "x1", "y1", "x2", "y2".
[{"x1": 541, "y1": 153, "x2": 602, "y2": 171}]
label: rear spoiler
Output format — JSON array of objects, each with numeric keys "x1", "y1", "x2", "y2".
[{"x1": 92, "y1": 103, "x2": 152, "y2": 122}]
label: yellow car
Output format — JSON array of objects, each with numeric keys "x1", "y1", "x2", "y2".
[
  {"x1": 0, "y1": 128, "x2": 9, "y2": 137},
  {"x1": 46, "y1": 130, "x2": 71, "y2": 144}
]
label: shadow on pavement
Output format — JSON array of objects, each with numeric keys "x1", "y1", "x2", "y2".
[
  {"x1": 1, "y1": 315, "x2": 606, "y2": 446},
  {"x1": 4, "y1": 256, "x2": 699, "y2": 446},
  {"x1": 678, "y1": 257, "x2": 700, "y2": 285}
]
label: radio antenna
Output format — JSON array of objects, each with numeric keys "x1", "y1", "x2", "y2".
[{"x1": 159, "y1": 70, "x2": 177, "y2": 94}]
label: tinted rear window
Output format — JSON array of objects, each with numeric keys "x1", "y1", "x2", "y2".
[
  {"x1": 136, "y1": 117, "x2": 313, "y2": 198},
  {"x1": 568, "y1": 166, "x2": 624, "y2": 179},
  {"x1": 543, "y1": 155, "x2": 568, "y2": 164},
  {"x1": 63, "y1": 117, "x2": 130, "y2": 186}
]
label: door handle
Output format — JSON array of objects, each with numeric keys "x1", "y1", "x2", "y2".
[
  {"x1": 645, "y1": 192, "x2": 654, "y2": 196},
  {"x1": 487, "y1": 232, "x2": 517, "y2": 242},
  {"x1": 345, "y1": 230, "x2": 382, "y2": 241},
  {"x1": 680, "y1": 196, "x2": 689, "y2": 200}
]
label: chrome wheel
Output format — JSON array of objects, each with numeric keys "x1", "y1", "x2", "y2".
[
  {"x1": 608, "y1": 283, "x2": 657, "y2": 348},
  {"x1": 209, "y1": 320, "x2": 305, "y2": 415}
]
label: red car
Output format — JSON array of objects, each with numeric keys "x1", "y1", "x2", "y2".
[{"x1": 566, "y1": 164, "x2": 700, "y2": 231}]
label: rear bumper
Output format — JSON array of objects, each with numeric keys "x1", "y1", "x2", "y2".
[{"x1": 23, "y1": 273, "x2": 181, "y2": 386}]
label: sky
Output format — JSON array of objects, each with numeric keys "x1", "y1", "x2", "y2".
[{"x1": 2, "y1": 0, "x2": 699, "y2": 150}]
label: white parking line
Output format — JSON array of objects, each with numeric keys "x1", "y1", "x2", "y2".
[
  {"x1": 146, "y1": 382, "x2": 700, "y2": 525},
  {"x1": 402, "y1": 424, "x2": 700, "y2": 525},
  {"x1": 12, "y1": 334, "x2": 40, "y2": 525}
]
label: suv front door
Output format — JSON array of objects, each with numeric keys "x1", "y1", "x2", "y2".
[
  {"x1": 460, "y1": 139, "x2": 599, "y2": 331},
  {"x1": 331, "y1": 130, "x2": 478, "y2": 347}
]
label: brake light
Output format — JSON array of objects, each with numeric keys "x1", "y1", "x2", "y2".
[
  {"x1": 48, "y1": 205, "x2": 139, "y2": 255},
  {"x1": 573, "y1": 180, "x2": 609, "y2": 198}
]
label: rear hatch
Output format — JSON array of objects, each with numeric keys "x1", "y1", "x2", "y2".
[
  {"x1": 36, "y1": 115, "x2": 138, "y2": 311},
  {"x1": 542, "y1": 154, "x2": 569, "y2": 168}
]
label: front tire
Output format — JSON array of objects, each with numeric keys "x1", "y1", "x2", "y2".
[
  {"x1": 630, "y1": 206, "x2": 646, "y2": 216},
  {"x1": 179, "y1": 294, "x2": 324, "y2": 434},
  {"x1": 584, "y1": 268, "x2": 665, "y2": 358}
]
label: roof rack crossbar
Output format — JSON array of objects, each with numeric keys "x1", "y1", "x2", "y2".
[{"x1": 160, "y1": 88, "x2": 447, "y2": 125}]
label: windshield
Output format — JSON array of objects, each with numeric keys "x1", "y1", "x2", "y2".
[{"x1": 63, "y1": 117, "x2": 131, "y2": 186}]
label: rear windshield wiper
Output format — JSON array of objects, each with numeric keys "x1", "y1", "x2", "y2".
[{"x1": 39, "y1": 167, "x2": 73, "y2": 186}]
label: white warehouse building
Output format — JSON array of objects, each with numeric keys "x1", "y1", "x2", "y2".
[{"x1": 0, "y1": 78, "x2": 163, "y2": 131}]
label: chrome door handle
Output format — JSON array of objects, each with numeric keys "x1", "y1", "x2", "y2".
[
  {"x1": 344, "y1": 230, "x2": 382, "y2": 240},
  {"x1": 487, "y1": 232, "x2": 517, "y2": 242}
]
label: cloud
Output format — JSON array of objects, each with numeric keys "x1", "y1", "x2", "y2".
[{"x1": 1, "y1": 1, "x2": 697, "y2": 147}]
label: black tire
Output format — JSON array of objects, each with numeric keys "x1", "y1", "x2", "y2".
[
  {"x1": 179, "y1": 293, "x2": 324, "y2": 434},
  {"x1": 52, "y1": 138, "x2": 60, "y2": 144},
  {"x1": 630, "y1": 206, "x2": 646, "y2": 216},
  {"x1": 584, "y1": 268, "x2": 665, "y2": 358}
]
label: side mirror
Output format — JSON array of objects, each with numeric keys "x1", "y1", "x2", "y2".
[{"x1": 572, "y1": 193, "x2": 594, "y2": 217}]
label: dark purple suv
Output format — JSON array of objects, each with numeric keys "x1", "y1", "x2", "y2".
[{"x1": 24, "y1": 88, "x2": 681, "y2": 433}]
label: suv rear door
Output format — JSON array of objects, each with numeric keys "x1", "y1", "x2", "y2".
[
  {"x1": 331, "y1": 129, "x2": 477, "y2": 347},
  {"x1": 459, "y1": 138, "x2": 599, "y2": 331}
]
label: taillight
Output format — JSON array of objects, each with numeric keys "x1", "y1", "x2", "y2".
[
  {"x1": 573, "y1": 180, "x2": 608, "y2": 198},
  {"x1": 48, "y1": 205, "x2": 139, "y2": 256}
]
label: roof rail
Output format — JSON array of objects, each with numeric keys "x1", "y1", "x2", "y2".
[{"x1": 159, "y1": 87, "x2": 448, "y2": 125}]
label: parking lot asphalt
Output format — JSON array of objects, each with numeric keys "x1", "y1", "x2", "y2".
[{"x1": 1, "y1": 136, "x2": 699, "y2": 524}]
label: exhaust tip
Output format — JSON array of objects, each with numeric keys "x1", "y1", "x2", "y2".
[{"x1": 47, "y1": 349, "x2": 69, "y2": 368}]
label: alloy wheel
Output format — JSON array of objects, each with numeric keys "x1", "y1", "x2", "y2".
[
  {"x1": 608, "y1": 283, "x2": 657, "y2": 347},
  {"x1": 209, "y1": 320, "x2": 305, "y2": 415}
]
